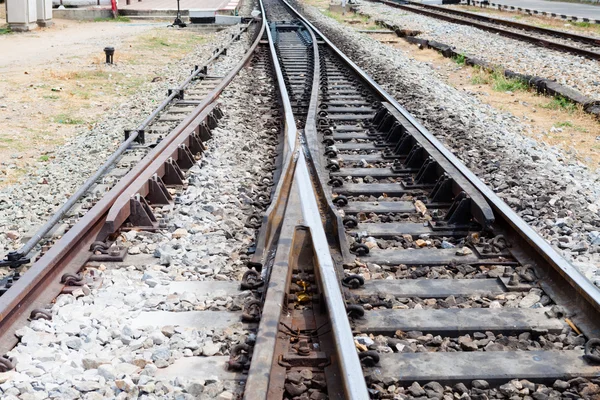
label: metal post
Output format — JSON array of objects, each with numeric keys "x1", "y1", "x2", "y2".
[
  {"x1": 104, "y1": 47, "x2": 115, "y2": 64},
  {"x1": 170, "y1": 0, "x2": 186, "y2": 27}
]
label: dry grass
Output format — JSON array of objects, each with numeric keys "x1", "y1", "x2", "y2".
[
  {"x1": 0, "y1": 5, "x2": 9, "y2": 34},
  {"x1": 0, "y1": 25, "x2": 209, "y2": 186}
]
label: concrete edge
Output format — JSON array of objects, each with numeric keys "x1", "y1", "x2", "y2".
[
  {"x1": 53, "y1": 8, "x2": 114, "y2": 19},
  {"x1": 374, "y1": 18, "x2": 600, "y2": 119}
]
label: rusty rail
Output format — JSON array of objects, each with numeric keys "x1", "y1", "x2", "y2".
[
  {"x1": 1, "y1": 21, "x2": 255, "y2": 270},
  {"x1": 244, "y1": 0, "x2": 370, "y2": 397},
  {"x1": 0, "y1": 17, "x2": 266, "y2": 357},
  {"x1": 293, "y1": 0, "x2": 600, "y2": 332}
]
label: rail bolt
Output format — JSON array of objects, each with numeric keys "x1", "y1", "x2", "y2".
[{"x1": 359, "y1": 351, "x2": 380, "y2": 367}]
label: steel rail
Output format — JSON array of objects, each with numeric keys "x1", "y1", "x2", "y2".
[
  {"x1": 243, "y1": 0, "x2": 300, "y2": 394},
  {"x1": 374, "y1": 0, "x2": 600, "y2": 60},
  {"x1": 1, "y1": 21, "x2": 254, "y2": 268},
  {"x1": 244, "y1": 1, "x2": 370, "y2": 397},
  {"x1": 297, "y1": 16, "x2": 371, "y2": 400},
  {"x1": 409, "y1": 1, "x2": 600, "y2": 47},
  {"x1": 280, "y1": 0, "x2": 600, "y2": 330},
  {"x1": 0, "y1": 17, "x2": 266, "y2": 358}
]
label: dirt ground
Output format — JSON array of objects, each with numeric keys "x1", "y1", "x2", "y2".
[
  {"x1": 302, "y1": 0, "x2": 600, "y2": 168},
  {"x1": 0, "y1": 16, "x2": 209, "y2": 186}
]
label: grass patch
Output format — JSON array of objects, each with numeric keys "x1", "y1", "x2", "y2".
[
  {"x1": 470, "y1": 71, "x2": 490, "y2": 85},
  {"x1": 572, "y1": 21, "x2": 592, "y2": 27},
  {"x1": 490, "y1": 71, "x2": 528, "y2": 92},
  {"x1": 93, "y1": 16, "x2": 131, "y2": 22},
  {"x1": 468, "y1": 68, "x2": 528, "y2": 92},
  {"x1": 540, "y1": 96, "x2": 577, "y2": 113},
  {"x1": 38, "y1": 155, "x2": 50, "y2": 162},
  {"x1": 53, "y1": 113, "x2": 85, "y2": 125},
  {"x1": 137, "y1": 32, "x2": 204, "y2": 52},
  {"x1": 554, "y1": 121, "x2": 574, "y2": 128},
  {"x1": 0, "y1": 27, "x2": 11, "y2": 35},
  {"x1": 70, "y1": 89, "x2": 92, "y2": 100},
  {"x1": 453, "y1": 53, "x2": 466, "y2": 65},
  {"x1": 322, "y1": 9, "x2": 346, "y2": 23},
  {"x1": 359, "y1": 14, "x2": 371, "y2": 24},
  {"x1": 553, "y1": 121, "x2": 589, "y2": 132}
]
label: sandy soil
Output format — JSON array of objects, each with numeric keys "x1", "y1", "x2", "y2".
[{"x1": 0, "y1": 18, "x2": 211, "y2": 185}]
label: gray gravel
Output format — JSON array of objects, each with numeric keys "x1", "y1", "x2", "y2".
[
  {"x1": 292, "y1": 0, "x2": 600, "y2": 286},
  {"x1": 367, "y1": 377, "x2": 600, "y2": 399},
  {"x1": 1, "y1": 45, "x2": 278, "y2": 399},
  {"x1": 356, "y1": 0, "x2": 600, "y2": 99}
]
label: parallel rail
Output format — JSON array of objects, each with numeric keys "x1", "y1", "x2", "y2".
[{"x1": 372, "y1": 0, "x2": 600, "y2": 60}]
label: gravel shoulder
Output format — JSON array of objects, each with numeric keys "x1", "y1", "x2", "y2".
[
  {"x1": 355, "y1": 0, "x2": 600, "y2": 100},
  {"x1": 295, "y1": 0, "x2": 600, "y2": 285}
]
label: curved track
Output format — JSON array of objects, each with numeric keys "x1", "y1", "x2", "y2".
[{"x1": 0, "y1": 20, "x2": 266, "y2": 357}]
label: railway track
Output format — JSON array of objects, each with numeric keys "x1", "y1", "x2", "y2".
[
  {"x1": 1, "y1": 0, "x2": 600, "y2": 398},
  {"x1": 370, "y1": 0, "x2": 600, "y2": 60},
  {"x1": 0, "y1": 15, "x2": 266, "y2": 365},
  {"x1": 244, "y1": 0, "x2": 600, "y2": 398}
]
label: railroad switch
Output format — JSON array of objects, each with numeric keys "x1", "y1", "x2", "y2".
[
  {"x1": 167, "y1": 89, "x2": 185, "y2": 100},
  {"x1": 0, "y1": 251, "x2": 30, "y2": 268},
  {"x1": 124, "y1": 129, "x2": 145, "y2": 145}
]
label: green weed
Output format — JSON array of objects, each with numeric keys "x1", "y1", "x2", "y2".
[
  {"x1": 453, "y1": 53, "x2": 466, "y2": 65},
  {"x1": 572, "y1": 21, "x2": 592, "y2": 27},
  {"x1": 490, "y1": 71, "x2": 528, "y2": 92},
  {"x1": 554, "y1": 121, "x2": 574, "y2": 128},
  {"x1": 53, "y1": 113, "x2": 85, "y2": 125},
  {"x1": 0, "y1": 27, "x2": 11, "y2": 35},
  {"x1": 38, "y1": 155, "x2": 49, "y2": 162},
  {"x1": 540, "y1": 96, "x2": 577, "y2": 112},
  {"x1": 470, "y1": 72, "x2": 490, "y2": 85}
]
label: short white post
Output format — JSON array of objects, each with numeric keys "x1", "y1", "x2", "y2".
[
  {"x1": 36, "y1": 0, "x2": 54, "y2": 27},
  {"x1": 6, "y1": 0, "x2": 39, "y2": 31}
]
